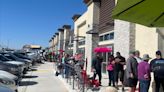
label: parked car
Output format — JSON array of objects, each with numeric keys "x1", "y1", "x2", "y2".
[
  {"x1": 26, "y1": 52, "x2": 39, "y2": 64},
  {"x1": 0, "y1": 54, "x2": 25, "y2": 73},
  {"x1": 0, "y1": 72, "x2": 18, "y2": 92},
  {"x1": 12, "y1": 52, "x2": 33, "y2": 67},
  {"x1": 13, "y1": 52, "x2": 31, "y2": 60},
  {"x1": 0, "y1": 61, "x2": 22, "y2": 78},
  {"x1": 0, "y1": 52, "x2": 31, "y2": 73},
  {"x1": 0, "y1": 84, "x2": 14, "y2": 92},
  {"x1": 0, "y1": 70, "x2": 18, "y2": 92}
]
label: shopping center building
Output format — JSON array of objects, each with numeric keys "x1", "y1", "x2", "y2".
[{"x1": 49, "y1": 0, "x2": 164, "y2": 75}]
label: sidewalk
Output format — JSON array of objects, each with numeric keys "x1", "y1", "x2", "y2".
[
  {"x1": 54, "y1": 68, "x2": 130, "y2": 92},
  {"x1": 18, "y1": 62, "x2": 68, "y2": 92}
]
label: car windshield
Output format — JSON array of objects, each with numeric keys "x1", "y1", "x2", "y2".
[
  {"x1": 0, "y1": 55, "x2": 10, "y2": 61},
  {"x1": 13, "y1": 53, "x2": 27, "y2": 59},
  {"x1": 3, "y1": 55, "x2": 16, "y2": 61}
]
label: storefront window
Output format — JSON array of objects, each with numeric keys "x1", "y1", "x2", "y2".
[
  {"x1": 109, "y1": 32, "x2": 114, "y2": 40},
  {"x1": 99, "y1": 36, "x2": 104, "y2": 41},
  {"x1": 79, "y1": 41, "x2": 85, "y2": 46},
  {"x1": 99, "y1": 32, "x2": 114, "y2": 41},
  {"x1": 78, "y1": 48, "x2": 85, "y2": 59},
  {"x1": 104, "y1": 34, "x2": 110, "y2": 40}
]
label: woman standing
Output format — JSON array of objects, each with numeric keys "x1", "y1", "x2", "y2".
[
  {"x1": 107, "y1": 55, "x2": 115, "y2": 86},
  {"x1": 138, "y1": 54, "x2": 151, "y2": 92}
]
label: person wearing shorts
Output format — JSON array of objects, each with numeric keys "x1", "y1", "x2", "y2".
[{"x1": 126, "y1": 51, "x2": 138, "y2": 92}]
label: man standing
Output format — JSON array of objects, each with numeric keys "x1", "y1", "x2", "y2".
[
  {"x1": 150, "y1": 51, "x2": 164, "y2": 92},
  {"x1": 126, "y1": 51, "x2": 138, "y2": 92},
  {"x1": 135, "y1": 50, "x2": 142, "y2": 63},
  {"x1": 92, "y1": 53, "x2": 103, "y2": 86},
  {"x1": 114, "y1": 52, "x2": 126, "y2": 90},
  {"x1": 134, "y1": 50, "x2": 142, "y2": 92}
]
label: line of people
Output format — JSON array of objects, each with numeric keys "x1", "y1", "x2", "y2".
[{"x1": 92, "y1": 50, "x2": 164, "y2": 92}]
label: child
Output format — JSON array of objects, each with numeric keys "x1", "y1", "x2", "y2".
[{"x1": 107, "y1": 55, "x2": 115, "y2": 86}]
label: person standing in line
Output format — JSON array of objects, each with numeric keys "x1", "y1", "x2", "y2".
[
  {"x1": 92, "y1": 53, "x2": 103, "y2": 86},
  {"x1": 135, "y1": 50, "x2": 142, "y2": 63},
  {"x1": 61, "y1": 54, "x2": 66, "y2": 78},
  {"x1": 138, "y1": 54, "x2": 151, "y2": 92},
  {"x1": 107, "y1": 55, "x2": 115, "y2": 87},
  {"x1": 114, "y1": 52, "x2": 126, "y2": 91},
  {"x1": 64, "y1": 54, "x2": 70, "y2": 78},
  {"x1": 150, "y1": 51, "x2": 164, "y2": 92},
  {"x1": 62, "y1": 53, "x2": 70, "y2": 78},
  {"x1": 126, "y1": 51, "x2": 138, "y2": 92},
  {"x1": 134, "y1": 50, "x2": 142, "y2": 92}
]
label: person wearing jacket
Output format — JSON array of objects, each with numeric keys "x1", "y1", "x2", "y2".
[
  {"x1": 92, "y1": 53, "x2": 103, "y2": 86},
  {"x1": 138, "y1": 54, "x2": 151, "y2": 92},
  {"x1": 126, "y1": 51, "x2": 138, "y2": 92}
]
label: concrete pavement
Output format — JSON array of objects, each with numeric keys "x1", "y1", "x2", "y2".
[{"x1": 18, "y1": 62, "x2": 68, "y2": 92}]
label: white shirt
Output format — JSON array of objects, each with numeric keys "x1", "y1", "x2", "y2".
[{"x1": 135, "y1": 56, "x2": 142, "y2": 63}]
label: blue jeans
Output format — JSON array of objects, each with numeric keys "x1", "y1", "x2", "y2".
[
  {"x1": 108, "y1": 70, "x2": 115, "y2": 86},
  {"x1": 65, "y1": 65, "x2": 69, "y2": 78},
  {"x1": 139, "y1": 79, "x2": 150, "y2": 92}
]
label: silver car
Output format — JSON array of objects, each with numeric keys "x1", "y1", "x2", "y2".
[
  {"x1": 0, "y1": 70, "x2": 18, "y2": 92},
  {"x1": 0, "y1": 84, "x2": 14, "y2": 92}
]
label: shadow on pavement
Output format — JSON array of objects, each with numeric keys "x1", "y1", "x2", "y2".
[
  {"x1": 29, "y1": 68, "x2": 38, "y2": 71},
  {"x1": 19, "y1": 81, "x2": 38, "y2": 86},
  {"x1": 23, "y1": 75, "x2": 38, "y2": 78}
]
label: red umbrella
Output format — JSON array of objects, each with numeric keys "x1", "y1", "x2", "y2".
[{"x1": 94, "y1": 47, "x2": 112, "y2": 53}]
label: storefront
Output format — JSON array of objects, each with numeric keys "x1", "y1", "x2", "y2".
[{"x1": 98, "y1": 44, "x2": 114, "y2": 74}]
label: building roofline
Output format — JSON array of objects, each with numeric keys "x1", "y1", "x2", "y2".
[
  {"x1": 72, "y1": 14, "x2": 81, "y2": 22},
  {"x1": 58, "y1": 28, "x2": 64, "y2": 32},
  {"x1": 55, "y1": 33, "x2": 59, "y2": 35},
  {"x1": 63, "y1": 25, "x2": 71, "y2": 29},
  {"x1": 83, "y1": 0, "x2": 100, "y2": 6}
]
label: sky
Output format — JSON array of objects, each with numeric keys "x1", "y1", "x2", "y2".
[{"x1": 0, "y1": 0, "x2": 86, "y2": 49}]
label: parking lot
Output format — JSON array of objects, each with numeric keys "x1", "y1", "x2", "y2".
[{"x1": 18, "y1": 62, "x2": 68, "y2": 92}]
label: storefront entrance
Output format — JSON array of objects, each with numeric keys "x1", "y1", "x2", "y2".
[{"x1": 99, "y1": 45, "x2": 113, "y2": 74}]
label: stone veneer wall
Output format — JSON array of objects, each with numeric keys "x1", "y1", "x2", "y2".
[
  {"x1": 114, "y1": 20, "x2": 135, "y2": 59},
  {"x1": 158, "y1": 28, "x2": 164, "y2": 58},
  {"x1": 63, "y1": 28, "x2": 70, "y2": 52},
  {"x1": 58, "y1": 31, "x2": 64, "y2": 52}
]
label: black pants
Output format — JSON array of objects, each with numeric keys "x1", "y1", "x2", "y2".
[
  {"x1": 93, "y1": 69, "x2": 102, "y2": 84},
  {"x1": 114, "y1": 69, "x2": 124, "y2": 83},
  {"x1": 154, "y1": 77, "x2": 164, "y2": 92},
  {"x1": 108, "y1": 70, "x2": 115, "y2": 86}
]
